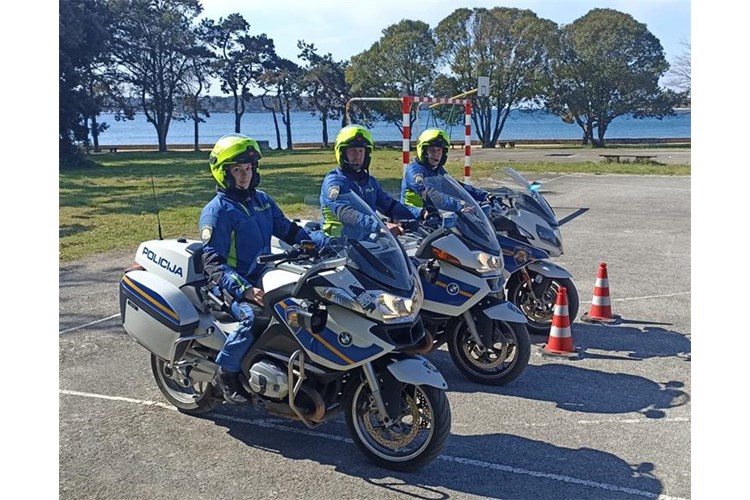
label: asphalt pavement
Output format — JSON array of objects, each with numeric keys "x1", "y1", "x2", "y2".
[{"x1": 59, "y1": 171, "x2": 691, "y2": 499}]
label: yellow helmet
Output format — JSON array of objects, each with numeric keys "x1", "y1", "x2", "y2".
[
  {"x1": 208, "y1": 134, "x2": 262, "y2": 189},
  {"x1": 416, "y1": 128, "x2": 450, "y2": 168},
  {"x1": 334, "y1": 125, "x2": 374, "y2": 171}
]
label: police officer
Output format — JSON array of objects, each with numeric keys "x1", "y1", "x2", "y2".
[
  {"x1": 400, "y1": 128, "x2": 493, "y2": 211},
  {"x1": 199, "y1": 134, "x2": 312, "y2": 403},
  {"x1": 315, "y1": 125, "x2": 425, "y2": 245}
]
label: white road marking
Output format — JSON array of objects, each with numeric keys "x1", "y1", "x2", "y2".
[
  {"x1": 60, "y1": 389, "x2": 688, "y2": 500},
  {"x1": 59, "y1": 313, "x2": 120, "y2": 335},
  {"x1": 581, "y1": 291, "x2": 690, "y2": 305}
]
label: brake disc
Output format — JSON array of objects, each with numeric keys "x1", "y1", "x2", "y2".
[{"x1": 362, "y1": 392, "x2": 424, "y2": 448}]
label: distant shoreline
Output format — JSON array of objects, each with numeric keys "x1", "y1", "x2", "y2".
[{"x1": 95, "y1": 137, "x2": 690, "y2": 152}]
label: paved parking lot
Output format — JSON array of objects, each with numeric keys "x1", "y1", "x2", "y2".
[{"x1": 59, "y1": 172, "x2": 691, "y2": 499}]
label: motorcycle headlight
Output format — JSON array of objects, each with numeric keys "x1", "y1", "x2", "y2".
[
  {"x1": 314, "y1": 287, "x2": 364, "y2": 314},
  {"x1": 536, "y1": 224, "x2": 561, "y2": 249},
  {"x1": 475, "y1": 251, "x2": 503, "y2": 273},
  {"x1": 376, "y1": 292, "x2": 416, "y2": 320}
]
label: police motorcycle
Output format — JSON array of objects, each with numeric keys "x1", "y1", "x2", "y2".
[
  {"x1": 118, "y1": 191, "x2": 451, "y2": 471},
  {"x1": 396, "y1": 174, "x2": 531, "y2": 386},
  {"x1": 485, "y1": 167, "x2": 579, "y2": 335}
]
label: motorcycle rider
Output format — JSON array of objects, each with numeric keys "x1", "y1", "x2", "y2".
[
  {"x1": 313, "y1": 124, "x2": 427, "y2": 246},
  {"x1": 400, "y1": 128, "x2": 495, "y2": 212},
  {"x1": 199, "y1": 134, "x2": 313, "y2": 403}
]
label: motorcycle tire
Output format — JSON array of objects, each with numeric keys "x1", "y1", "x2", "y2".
[
  {"x1": 447, "y1": 318, "x2": 531, "y2": 386},
  {"x1": 344, "y1": 377, "x2": 450, "y2": 472},
  {"x1": 510, "y1": 276, "x2": 579, "y2": 336},
  {"x1": 151, "y1": 354, "x2": 221, "y2": 414}
]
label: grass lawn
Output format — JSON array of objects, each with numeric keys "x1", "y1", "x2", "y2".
[{"x1": 59, "y1": 147, "x2": 690, "y2": 262}]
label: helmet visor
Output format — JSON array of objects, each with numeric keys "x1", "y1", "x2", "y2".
[{"x1": 226, "y1": 147, "x2": 260, "y2": 167}]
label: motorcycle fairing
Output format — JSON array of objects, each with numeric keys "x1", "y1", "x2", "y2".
[
  {"x1": 421, "y1": 272, "x2": 480, "y2": 306},
  {"x1": 497, "y1": 234, "x2": 549, "y2": 274},
  {"x1": 273, "y1": 298, "x2": 392, "y2": 370}
]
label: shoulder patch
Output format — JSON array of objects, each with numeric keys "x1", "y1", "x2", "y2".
[
  {"x1": 327, "y1": 185, "x2": 340, "y2": 200},
  {"x1": 414, "y1": 173, "x2": 424, "y2": 184},
  {"x1": 200, "y1": 225, "x2": 213, "y2": 244}
]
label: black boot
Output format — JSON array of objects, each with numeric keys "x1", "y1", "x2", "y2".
[{"x1": 216, "y1": 367, "x2": 249, "y2": 404}]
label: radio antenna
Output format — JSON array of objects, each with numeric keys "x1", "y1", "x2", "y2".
[{"x1": 150, "y1": 175, "x2": 164, "y2": 240}]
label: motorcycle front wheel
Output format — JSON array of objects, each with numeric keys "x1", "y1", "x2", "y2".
[
  {"x1": 447, "y1": 318, "x2": 531, "y2": 386},
  {"x1": 151, "y1": 354, "x2": 221, "y2": 414},
  {"x1": 344, "y1": 378, "x2": 450, "y2": 472},
  {"x1": 510, "y1": 276, "x2": 579, "y2": 336}
]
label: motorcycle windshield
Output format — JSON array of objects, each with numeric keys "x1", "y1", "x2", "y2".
[
  {"x1": 421, "y1": 175, "x2": 500, "y2": 254},
  {"x1": 502, "y1": 167, "x2": 558, "y2": 227},
  {"x1": 325, "y1": 191, "x2": 412, "y2": 292}
]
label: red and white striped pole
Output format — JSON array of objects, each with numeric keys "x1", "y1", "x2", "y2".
[
  {"x1": 402, "y1": 96, "x2": 411, "y2": 170},
  {"x1": 464, "y1": 100, "x2": 472, "y2": 183}
]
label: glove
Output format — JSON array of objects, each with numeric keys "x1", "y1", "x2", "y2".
[{"x1": 401, "y1": 219, "x2": 420, "y2": 232}]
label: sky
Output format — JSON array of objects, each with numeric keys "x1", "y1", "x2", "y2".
[{"x1": 199, "y1": 0, "x2": 691, "y2": 92}]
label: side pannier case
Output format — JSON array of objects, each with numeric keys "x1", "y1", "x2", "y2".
[{"x1": 119, "y1": 269, "x2": 199, "y2": 360}]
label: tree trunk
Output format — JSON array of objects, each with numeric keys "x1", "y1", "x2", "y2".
[
  {"x1": 272, "y1": 111, "x2": 281, "y2": 150},
  {"x1": 90, "y1": 115, "x2": 100, "y2": 152},
  {"x1": 321, "y1": 115, "x2": 329, "y2": 147},
  {"x1": 281, "y1": 94, "x2": 293, "y2": 150},
  {"x1": 193, "y1": 109, "x2": 200, "y2": 151}
]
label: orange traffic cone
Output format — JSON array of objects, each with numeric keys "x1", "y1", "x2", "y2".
[
  {"x1": 581, "y1": 262, "x2": 620, "y2": 324},
  {"x1": 541, "y1": 287, "x2": 579, "y2": 359}
]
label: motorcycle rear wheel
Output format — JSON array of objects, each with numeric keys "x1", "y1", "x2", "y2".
[
  {"x1": 344, "y1": 378, "x2": 450, "y2": 471},
  {"x1": 448, "y1": 318, "x2": 530, "y2": 386},
  {"x1": 510, "y1": 276, "x2": 579, "y2": 336},
  {"x1": 151, "y1": 354, "x2": 221, "y2": 414}
]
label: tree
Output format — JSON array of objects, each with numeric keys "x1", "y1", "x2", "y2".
[
  {"x1": 435, "y1": 7, "x2": 556, "y2": 148},
  {"x1": 202, "y1": 14, "x2": 276, "y2": 134},
  {"x1": 59, "y1": 0, "x2": 111, "y2": 165},
  {"x1": 544, "y1": 8, "x2": 681, "y2": 147},
  {"x1": 179, "y1": 49, "x2": 214, "y2": 151},
  {"x1": 346, "y1": 20, "x2": 438, "y2": 136},
  {"x1": 665, "y1": 40, "x2": 691, "y2": 105},
  {"x1": 297, "y1": 41, "x2": 349, "y2": 147},
  {"x1": 258, "y1": 57, "x2": 303, "y2": 150},
  {"x1": 108, "y1": 0, "x2": 203, "y2": 152}
]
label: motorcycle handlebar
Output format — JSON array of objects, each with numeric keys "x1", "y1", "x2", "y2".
[{"x1": 257, "y1": 251, "x2": 295, "y2": 264}]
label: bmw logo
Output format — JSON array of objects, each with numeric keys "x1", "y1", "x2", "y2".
[
  {"x1": 338, "y1": 332, "x2": 352, "y2": 347},
  {"x1": 446, "y1": 283, "x2": 460, "y2": 296}
]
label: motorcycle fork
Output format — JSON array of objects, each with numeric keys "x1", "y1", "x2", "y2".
[
  {"x1": 461, "y1": 310, "x2": 487, "y2": 348},
  {"x1": 363, "y1": 362, "x2": 401, "y2": 425},
  {"x1": 519, "y1": 269, "x2": 543, "y2": 302}
]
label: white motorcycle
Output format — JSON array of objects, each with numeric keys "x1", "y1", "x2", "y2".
[
  {"x1": 487, "y1": 167, "x2": 579, "y2": 335},
  {"x1": 397, "y1": 175, "x2": 531, "y2": 386},
  {"x1": 119, "y1": 191, "x2": 451, "y2": 471}
]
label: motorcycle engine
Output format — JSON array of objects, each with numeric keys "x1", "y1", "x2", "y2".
[{"x1": 248, "y1": 360, "x2": 289, "y2": 399}]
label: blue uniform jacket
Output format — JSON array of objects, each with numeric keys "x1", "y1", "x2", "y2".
[
  {"x1": 199, "y1": 189, "x2": 310, "y2": 302},
  {"x1": 400, "y1": 161, "x2": 488, "y2": 210},
  {"x1": 318, "y1": 167, "x2": 422, "y2": 237}
]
